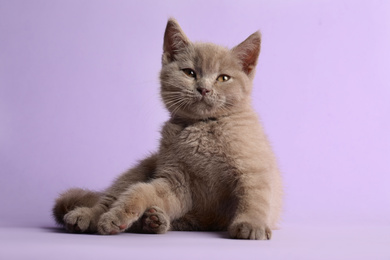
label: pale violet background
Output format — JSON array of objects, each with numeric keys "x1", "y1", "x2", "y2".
[{"x1": 0, "y1": 0, "x2": 389, "y2": 228}]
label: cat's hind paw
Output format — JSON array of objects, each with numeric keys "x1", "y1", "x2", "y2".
[
  {"x1": 141, "y1": 206, "x2": 170, "y2": 234},
  {"x1": 228, "y1": 221, "x2": 272, "y2": 240},
  {"x1": 63, "y1": 207, "x2": 94, "y2": 233}
]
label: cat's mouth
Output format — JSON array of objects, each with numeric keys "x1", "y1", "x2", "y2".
[
  {"x1": 163, "y1": 91, "x2": 224, "y2": 119},
  {"x1": 195, "y1": 93, "x2": 215, "y2": 107}
]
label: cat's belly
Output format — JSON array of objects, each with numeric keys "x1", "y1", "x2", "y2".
[
  {"x1": 187, "y1": 182, "x2": 237, "y2": 230},
  {"x1": 172, "y1": 122, "x2": 238, "y2": 228}
]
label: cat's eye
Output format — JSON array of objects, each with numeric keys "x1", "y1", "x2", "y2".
[
  {"x1": 182, "y1": 68, "x2": 196, "y2": 79},
  {"x1": 217, "y1": 74, "x2": 231, "y2": 82}
]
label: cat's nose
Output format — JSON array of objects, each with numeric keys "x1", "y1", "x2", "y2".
[{"x1": 196, "y1": 87, "x2": 210, "y2": 96}]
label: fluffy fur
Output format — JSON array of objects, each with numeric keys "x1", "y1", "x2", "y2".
[{"x1": 53, "y1": 18, "x2": 283, "y2": 240}]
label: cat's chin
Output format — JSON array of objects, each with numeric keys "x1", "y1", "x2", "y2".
[{"x1": 169, "y1": 107, "x2": 226, "y2": 121}]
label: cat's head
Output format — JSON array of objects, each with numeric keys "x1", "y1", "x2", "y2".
[{"x1": 160, "y1": 18, "x2": 261, "y2": 120}]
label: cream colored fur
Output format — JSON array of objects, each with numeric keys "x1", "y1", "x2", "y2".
[{"x1": 53, "y1": 18, "x2": 282, "y2": 240}]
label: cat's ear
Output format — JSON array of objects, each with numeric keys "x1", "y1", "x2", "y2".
[
  {"x1": 232, "y1": 31, "x2": 261, "y2": 75},
  {"x1": 163, "y1": 18, "x2": 190, "y2": 63}
]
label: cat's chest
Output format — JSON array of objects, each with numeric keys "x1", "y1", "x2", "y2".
[
  {"x1": 160, "y1": 119, "x2": 238, "y2": 176},
  {"x1": 175, "y1": 121, "x2": 224, "y2": 157}
]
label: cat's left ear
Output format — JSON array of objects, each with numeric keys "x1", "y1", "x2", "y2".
[{"x1": 232, "y1": 31, "x2": 261, "y2": 75}]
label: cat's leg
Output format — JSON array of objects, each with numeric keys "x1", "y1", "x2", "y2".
[
  {"x1": 170, "y1": 213, "x2": 201, "y2": 231},
  {"x1": 228, "y1": 171, "x2": 274, "y2": 240},
  {"x1": 55, "y1": 153, "x2": 158, "y2": 233},
  {"x1": 97, "y1": 177, "x2": 190, "y2": 235}
]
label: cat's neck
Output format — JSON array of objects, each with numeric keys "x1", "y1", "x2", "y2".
[
  {"x1": 170, "y1": 115, "x2": 219, "y2": 126},
  {"x1": 169, "y1": 101, "x2": 255, "y2": 127}
]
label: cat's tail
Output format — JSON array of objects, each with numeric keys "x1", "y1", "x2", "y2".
[{"x1": 52, "y1": 188, "x2": 102, "y2": 225}]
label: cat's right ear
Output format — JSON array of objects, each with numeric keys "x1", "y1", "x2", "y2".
[{"x1": 163, "y1": 18, "x2": 190, "y2": 63}]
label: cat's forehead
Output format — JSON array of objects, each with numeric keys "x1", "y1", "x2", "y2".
[
  {"x1": 193, "y1": 42, "x2": 228, "y2": 57},
  {"x1": 185, "y1": 43, "x2": 239, "y2": 73}
]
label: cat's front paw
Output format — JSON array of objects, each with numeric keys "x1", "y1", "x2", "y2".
[
  {"x1": 97, "y1": 209, "x2": 127, "y2": 235},
  {"x1": 97, "y1": 207, "x2": 140, "y2": 235},
  {"x1": 141, "y1": 206, "x2": 170, "y2": 234},
  {"x1": 228, "y1": 221, "x2": 272, "y2": 240},
  {"x1": 63, "y1": 207, "x2": 95, "y2": 233}
]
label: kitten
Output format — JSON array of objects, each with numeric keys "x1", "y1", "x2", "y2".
[{"x1": 53, "y1": 18, "x2": 283, "y2": 240}]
